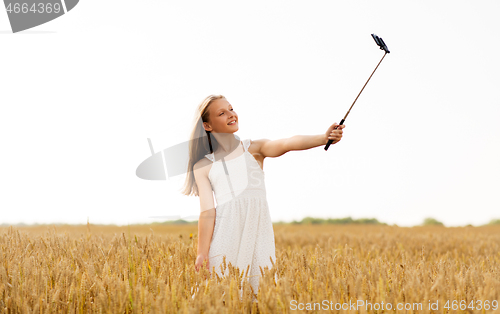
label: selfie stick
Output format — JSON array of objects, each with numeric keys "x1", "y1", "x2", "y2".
[{"x1": 324, "y1": 33, "x2": 390, "y2": 151}]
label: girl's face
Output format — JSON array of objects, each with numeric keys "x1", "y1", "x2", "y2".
[{"x1": 205, "y1": 98, "x2": 238, "y2": 133}]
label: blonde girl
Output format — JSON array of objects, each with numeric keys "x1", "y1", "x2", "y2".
[{"x1": 181, "y1": 94, "x2": 344, "y2": 300}]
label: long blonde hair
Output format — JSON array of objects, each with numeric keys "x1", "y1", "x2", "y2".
[{"x1": 179, "y1": 94, "x2": 227, "y2": 197}]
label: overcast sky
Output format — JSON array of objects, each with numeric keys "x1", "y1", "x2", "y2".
[{"x1": 1, "y1": 0, "x2": 499, "y2": 227}]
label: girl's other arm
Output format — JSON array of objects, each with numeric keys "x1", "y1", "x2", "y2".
[{"x1": 193, "y1": 161, "x2": 216, "y2": 272}]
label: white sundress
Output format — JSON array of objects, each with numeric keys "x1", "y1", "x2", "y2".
[{"x1": 204, "y1": 138, "x2": 277, "y2": 298}]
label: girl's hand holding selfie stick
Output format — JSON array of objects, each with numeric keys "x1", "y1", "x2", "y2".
[{"x1": 325, "y1": 122, "x2": 345, "y2": 145}]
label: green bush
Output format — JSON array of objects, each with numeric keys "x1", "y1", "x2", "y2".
[{"x1": 422, "y1": 217, "x2": 444, "y2": 226}]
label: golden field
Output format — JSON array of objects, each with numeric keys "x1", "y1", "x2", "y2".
[{"x1": 0, "y1": 224, "x2": 499, "y2": 313}]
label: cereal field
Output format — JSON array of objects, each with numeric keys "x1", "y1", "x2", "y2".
[{"x1": 0, "y1": 224, "x2": 499, "y2": 313}]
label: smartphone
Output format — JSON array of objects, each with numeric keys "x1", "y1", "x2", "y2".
[{"x1": 371, "y1": 34, "x2": 390, "y2": 53}]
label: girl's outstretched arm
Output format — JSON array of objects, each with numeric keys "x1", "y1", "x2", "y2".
[{"x1": 258, "y1": 122, "x2": 345, "y2": 157}]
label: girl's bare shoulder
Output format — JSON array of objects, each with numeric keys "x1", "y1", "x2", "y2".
[
  {"x1": 247, "y1": 139, "x2": 267, "y2": 170},
  {"x1": 248, "y1": 138, "x2": 270, "y2": 156},
  {"x1": 193, "y1": 156, "x2": 212, "y2": 177}
]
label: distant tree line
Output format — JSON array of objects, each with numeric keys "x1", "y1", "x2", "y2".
[
  {"x1": 2, "y1": 218, "x2": 500, "y2": 227},
  {"x1": 286, "y1": 216, "x2": 386, "y2": 225},
  {"x1": 147, "y1": 217, "x2": 500, "y2": 227}
]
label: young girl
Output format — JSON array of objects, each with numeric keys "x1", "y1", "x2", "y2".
[{"x1": 180, "y1": 94, "x2": 345, "y2": 300}]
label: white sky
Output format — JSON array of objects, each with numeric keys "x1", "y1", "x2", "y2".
[{"x1": 1, "y1": 0, "x2": 499, "y2": 227}]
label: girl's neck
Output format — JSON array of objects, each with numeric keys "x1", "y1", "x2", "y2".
[{"x1": 212, "y1": 133, "x2": 241, "y2": 154}]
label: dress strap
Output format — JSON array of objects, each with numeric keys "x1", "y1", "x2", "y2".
[
  {"x1": 243, "y1": 139, "x2": 251, "y2": 152},
  {"x1": 204, "y1": 152, "x2": 215, "y2": 162}
]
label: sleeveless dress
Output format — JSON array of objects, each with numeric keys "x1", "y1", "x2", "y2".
[{"x1": 204, "y1": 138, "x2": 277, "y2": 298}]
